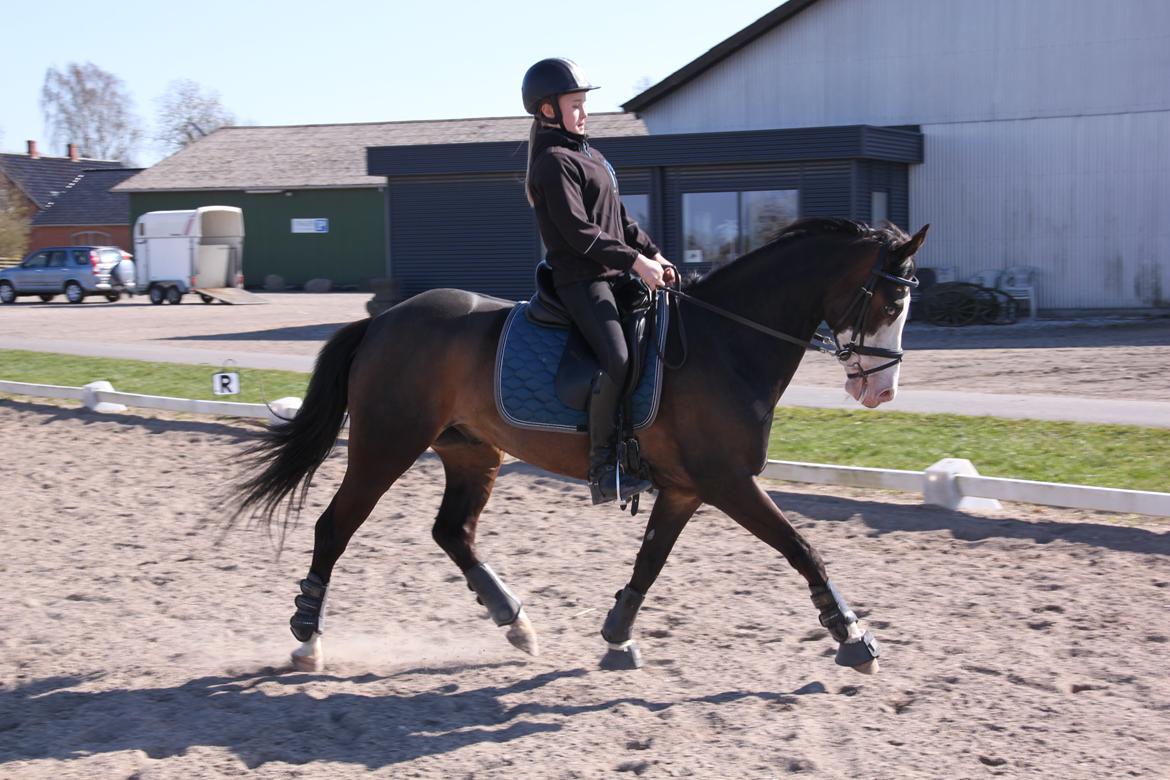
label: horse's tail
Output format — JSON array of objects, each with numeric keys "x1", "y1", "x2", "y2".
[{"x1": 231, "y1": 317, "x2": 371, "y2": 534}]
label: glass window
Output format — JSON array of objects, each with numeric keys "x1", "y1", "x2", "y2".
[
  {"x1": 871, "y1": 191, "x2": 889, "y2": 225},
  {"x1": 46, "y1": 250, "x2": 68, "y2": 268},
  {"x1": 741, "y1": 190, "x2": 798, "y2": 253},
  {"x1": 72, "y1": 249, "x2": 91, "y2": 266},
  {"x1": 620, "y1": 193, "x2": 650, "y2": 231},
  {"x1": 683, "y1": 189, "x2": 799, "y2": 264},
  {"x1": 22, "y1": 252, "x2": 49, "y2": 269},
  {"x1": 683, "y1": 192, "x2": 738, "y2": 265}
]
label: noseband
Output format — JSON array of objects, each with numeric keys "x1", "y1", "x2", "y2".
[{"x1": 662, "y1": 242, "x2": 918, "y2": 379}]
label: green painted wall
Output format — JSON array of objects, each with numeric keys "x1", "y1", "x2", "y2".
[{"x1": 128, "y1": 188, "x2": 385, "y2": 288}]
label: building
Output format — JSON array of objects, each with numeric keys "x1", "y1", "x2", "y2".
[
  {"x1": 368, "y1": 124, "x2": 920, "y2": 299},
  {"x1": 30, "y1": 168, "x2": 141, "y2": 250},
  {"x1": 621, "y1": 0, "x2": 1170, "y2": 313},
  {"x1": 0, "y1": 141, "x2": 123, "y2": 255},
  {"x1": 113, "y1": 115, "x2": 645, "y2": 289}
]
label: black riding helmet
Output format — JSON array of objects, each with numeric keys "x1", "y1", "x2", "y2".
[{"x1": 522, "y1": 58, "x2": 599, "y2": 118}]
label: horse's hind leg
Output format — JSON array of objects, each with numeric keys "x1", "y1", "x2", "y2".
[
  {"x1": 289, "y1": 422, "x2": 438, "y2": 672},
  {"x1": 431, "y1": 431, "x2": 538, "y2": 656},
  {"x1": 707, "y1": 477, "x2": 880, "y2": 675}
]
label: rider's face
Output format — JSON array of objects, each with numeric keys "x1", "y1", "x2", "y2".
[{"x1": 543, "y1": 92, "x2": 588, "y2": 134}]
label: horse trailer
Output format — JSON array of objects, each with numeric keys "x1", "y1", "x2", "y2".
[{"x1": 133, "y1": 207, "x2": 261, "y2": 304}]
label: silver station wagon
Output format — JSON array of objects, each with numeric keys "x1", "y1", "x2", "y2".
[{"x1": 0, "y1": 246, "x2": 136, "y2": 304}]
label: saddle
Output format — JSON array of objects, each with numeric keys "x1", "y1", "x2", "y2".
[{"x1": 525, "y1": 261, "x2": 655, "y2": 413}]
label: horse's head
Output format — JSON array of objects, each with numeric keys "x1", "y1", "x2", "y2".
[{"x1": 824, "y1": 224, "x2": 929, "y2": 408}]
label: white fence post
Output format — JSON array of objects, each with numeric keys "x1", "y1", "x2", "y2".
[
  {"x1": 924, "y1": 458, "x2": 1002, "y2": 512},
  {"x1": 82, "y1": 381, "x2": 128, "y2": 414}
]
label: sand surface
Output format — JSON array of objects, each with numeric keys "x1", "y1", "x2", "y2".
[{"x1": 2, "y1": 399, "x2": 1169, "y2": 778}]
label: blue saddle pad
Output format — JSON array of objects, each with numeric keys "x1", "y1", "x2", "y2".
[{"x1": 494, "y1": 295, "x2": 669, "y2": 434}]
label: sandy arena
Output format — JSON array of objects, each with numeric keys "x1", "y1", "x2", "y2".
[{"x1": 1, "y1": 295, "x2": 1169, "y2": 778}]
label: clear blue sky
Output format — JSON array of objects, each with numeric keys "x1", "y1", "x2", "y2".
[{"x1": 1, "y1": 0, "x2": 786, "y2": 165}]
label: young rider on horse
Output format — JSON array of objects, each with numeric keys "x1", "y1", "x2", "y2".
[{"x1": 521, "y1": 57, "x2": 678, "y2": 506}]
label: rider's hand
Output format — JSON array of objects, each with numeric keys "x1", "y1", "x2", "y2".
[
  {"x1": 654, "y1": 254, "x2": 678, "y2": 285},
  {"x1": 632, "y1": 255, "x2": 666, "y2": 289}
]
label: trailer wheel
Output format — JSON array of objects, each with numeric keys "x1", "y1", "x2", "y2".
[
  {"x1": 199, "y1": 293, "x2": 214, "y2": 304},
  {"x1": 165, "y1": 286, "x2": 182, "y2": 305},
  {"x1": 148, "y1": 285, "x2": 165, "y2": 305}
]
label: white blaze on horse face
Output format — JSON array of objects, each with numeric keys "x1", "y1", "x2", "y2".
[{"x1": 842, "y1": 300, "x2": 909, "y2": 408}]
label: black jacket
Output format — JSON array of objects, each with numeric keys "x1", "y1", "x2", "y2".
[{"x1": 529, "y1": 125, "x2": 660, "y2": 286}]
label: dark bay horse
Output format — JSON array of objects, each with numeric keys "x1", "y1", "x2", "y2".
[{"x1": 233, "y1": 218, "x2": 928, "y2": 674}]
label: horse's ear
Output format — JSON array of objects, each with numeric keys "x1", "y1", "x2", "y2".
[{"x1": 895, "y1": 224, "x2": 930, "y2": 259}]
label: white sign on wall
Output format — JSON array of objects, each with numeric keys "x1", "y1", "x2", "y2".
[{"x1": 291, "y1": 218, "x2": 329, "y2": 234}]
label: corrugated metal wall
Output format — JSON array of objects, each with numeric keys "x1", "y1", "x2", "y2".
[
  {"x1": 639, "y1": 0, "x2": 1170, "y2": 133},
  {"x1": 388, "y1": 175, "x2": 539, "y2": 301},
  {"x1": 911, "y1": 112, "x2": 1170, "y2": 309}
]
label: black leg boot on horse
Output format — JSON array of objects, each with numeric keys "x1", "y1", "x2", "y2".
[{"x1": 587, "y1": 372, "x2": 650, "y2": 505}]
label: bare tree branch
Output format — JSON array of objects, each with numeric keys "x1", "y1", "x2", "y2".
[
  {"x1": 154, "y1": 79, "x2": 235, "y2": 155},
  {"x1": 40, "y1": 62, "x2": 142, "y2": 163}
]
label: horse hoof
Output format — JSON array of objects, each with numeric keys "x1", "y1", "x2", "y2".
[
  {"x1": 600, "y1": 641, "x2": 643, "y2": 671},
  {"x1": 505, "y1": 608, "x2": 540, "y2": 656},
  {"x1": 852, "y1": 659, "x2": 879, "y2": 675},
  {"x1": 290, "y1": 634, "x2": 324, "y2": 672}
]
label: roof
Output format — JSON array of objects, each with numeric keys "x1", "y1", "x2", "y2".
[
  {"x1": 0, "y1": 152, "x2": 125, "y2": 209},
  {"x1": 113, "y1": 113, "x2": 648, "y2": 193},
  {"x1": 622, "y1": 0, "x2": 821, "y2": 113},
  {"x1": 30, "y1": 168, "x2": 142, "y2": 226}
]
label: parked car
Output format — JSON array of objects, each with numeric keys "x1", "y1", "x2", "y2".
[{"x1": 0, "y1": 246, "x2": 136, "y2": 304}]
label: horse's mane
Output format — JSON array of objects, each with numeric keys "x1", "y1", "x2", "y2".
[{"x1": 680, "y1": 217, "x2": 910, "y2": 291}]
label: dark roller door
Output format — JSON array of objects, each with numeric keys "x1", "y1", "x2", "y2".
[{"x1": 389, "y1": 175, "x2": 540, "y2": 301}]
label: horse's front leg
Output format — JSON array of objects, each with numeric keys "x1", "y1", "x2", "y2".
[
  {"x1": 707, "y1": 477, "x2": 880, "y2": 674},
  {"x1": 600, "y1": 488, "x2": 701, "y2": 670}
]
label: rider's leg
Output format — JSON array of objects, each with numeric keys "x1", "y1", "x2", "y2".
[{"x1": 556, "y1": 279, "x2": 650, "y2": 504}]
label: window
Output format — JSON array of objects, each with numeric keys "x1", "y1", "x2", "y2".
[
  {"x1": 871, "y1": 191, "x2": 889, "y2": 225},
  {"x1": 22, "y1": 252, "x2": 48, "y2": 269},
  {"x1": 620, "y1": 193, "x2": 650, "y2": 231},
  {"x1": 72, "y1": 249, "x2": 91, "y2": 266},
  {"x1": 682, "y1": 189, "x2": 798, "y2": 265},
  {"x1": 46, "y1": 250, "x2": 68, "y2": 268}
]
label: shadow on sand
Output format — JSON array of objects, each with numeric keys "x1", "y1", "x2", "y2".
[
  {"x1": 0, "y1": 663, "x2": 824, "y2": 769},
  {"x1": 163, "y1": 323, "x2": 353, "y2": 343}
]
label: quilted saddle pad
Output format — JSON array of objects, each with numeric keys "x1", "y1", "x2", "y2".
[{"x1": 494, "y1": 295, "x2": 669, "y2": 434}]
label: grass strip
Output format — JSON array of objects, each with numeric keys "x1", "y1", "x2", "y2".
[
  {"x1": 1, "y1": 350, "x2": 1165, "y2": 493},
  {"x1": 0, "y1": 349, "x2": 308, "y2": 405},
  {"x1": 770, "y1": 407, "x2": 1170, "y2": 493}
]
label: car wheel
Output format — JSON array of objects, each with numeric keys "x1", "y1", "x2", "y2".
[
  {"x1": 148, "y1": 285, "x2": 165, "y2": 305},
  {"x1": 65, "y1": 281, "x2": 85, "y2": 304},
  {"x1": 0, "y1": 282, "x2": 15, "y2": 304},
  {"x1": 165, "y1": 286, "x2": 182, "y2": 304},
  {"x1": 38, "y1": 294, "x2": 55, "y2": 302},
  {"x1": 106, "y1": 291, "x2": 120, "y2": 302}
]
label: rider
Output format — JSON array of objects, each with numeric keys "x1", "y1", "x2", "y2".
[{"x1": 521, "y1": 57, "x2": 677, "y2": 505}]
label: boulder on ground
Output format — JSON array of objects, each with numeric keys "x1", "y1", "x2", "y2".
[
  {"x1": 304, "y1": 278, "x2": 332, "y2": 293},
  {"x1": 263, "y1": 274, "x2": 285, "y2": 292}
]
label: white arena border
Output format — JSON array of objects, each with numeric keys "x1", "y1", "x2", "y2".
[{"x1": 2, "y1": 379, "x2": 1168, "y2": 519}]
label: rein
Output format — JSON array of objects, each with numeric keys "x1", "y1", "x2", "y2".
[{"x1": 661, "y1": 244, "x2": 919, "y2": 379}]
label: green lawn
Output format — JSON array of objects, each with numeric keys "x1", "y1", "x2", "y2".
[
  {"x1": 0, "y1": 349, "x2": 308, "y2": 405},
  {"x1": 770, "y1": 407, "x2": 1169, "y2": 493},
  {"x1": 1, "y1": 349, "x2": 1166, "y2": 493}
]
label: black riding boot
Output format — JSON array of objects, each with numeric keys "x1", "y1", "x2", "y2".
[{"x1": 587, "y1": 373, "x2": 651, "y2": 505}]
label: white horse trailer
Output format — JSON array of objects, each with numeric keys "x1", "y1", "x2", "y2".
[{"x1": 133, "y1": 207, "x2": 262, "y2": 304}]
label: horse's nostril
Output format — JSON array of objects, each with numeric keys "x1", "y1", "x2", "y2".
[{"x1": 878, "y1": 388, "x2": 895, "y2": 403}]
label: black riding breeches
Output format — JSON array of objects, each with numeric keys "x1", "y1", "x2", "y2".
[{"x1": 555, "y1": 279, "x2": 629, "y2": 386}]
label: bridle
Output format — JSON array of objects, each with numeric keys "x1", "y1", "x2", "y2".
[{"x1": 661, "y1": 242, "x2": 919, "y2": 379}]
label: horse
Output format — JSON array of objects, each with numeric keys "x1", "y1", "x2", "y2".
[{"x1": 232, "y1": 217, "x2": 927, "y2": 674}]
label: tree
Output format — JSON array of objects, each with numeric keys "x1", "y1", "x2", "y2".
[
  {"x1": 41, "y1": 62, "x2": 142, "y2": 163},
  {"x1": 0, "y1": 196, "x2": 30, "y2": 260},
  {"x1": 154, "y1": 79, "x2": 235, "y2": 154}
]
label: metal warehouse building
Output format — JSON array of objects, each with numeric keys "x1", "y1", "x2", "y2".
[{"x1": 620, "y1": 0, "x2": 1170, "y2": 313}]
